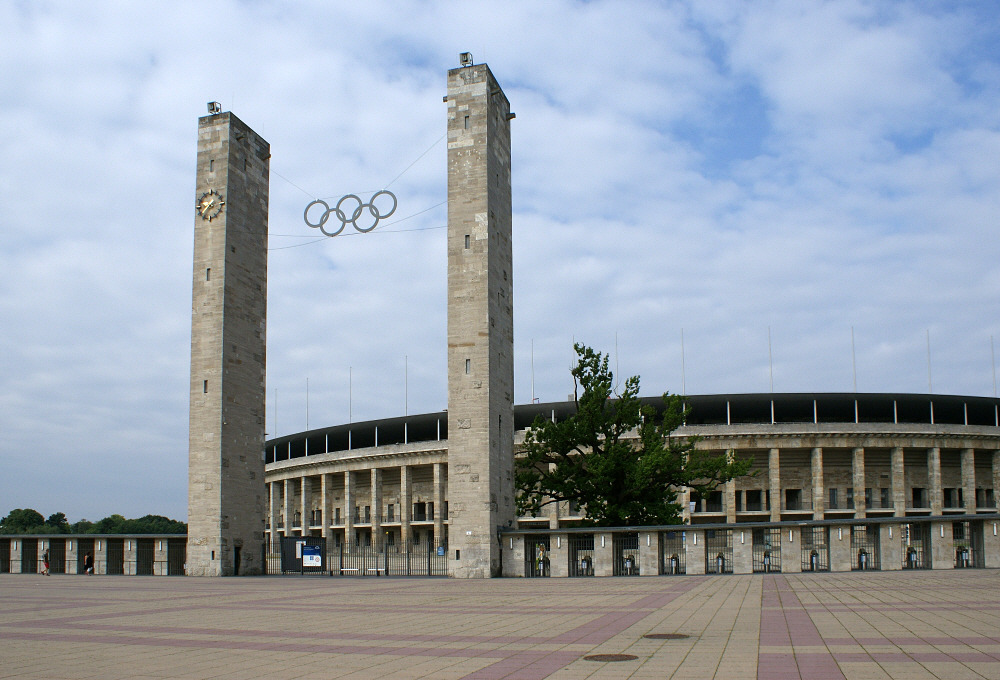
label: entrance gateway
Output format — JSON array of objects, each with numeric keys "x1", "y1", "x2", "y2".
[{"x1": 187, "y1": 57, "x2": 514, "y2": 577}]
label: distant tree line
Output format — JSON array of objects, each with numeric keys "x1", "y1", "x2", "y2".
[{"x1": 0, "y1": 508, "x2": 186, "y2": 535}]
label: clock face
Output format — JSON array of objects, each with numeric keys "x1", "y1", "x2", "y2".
[{"x1": 197, "y1": 189, "x2": 225, "y2": 221}]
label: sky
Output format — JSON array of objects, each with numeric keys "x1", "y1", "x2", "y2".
[{"x1": 1, "y1": 0, "x2": 998, "y2": 523}]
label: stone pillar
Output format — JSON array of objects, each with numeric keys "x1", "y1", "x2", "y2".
[
  {"x1": 321, "y1": 473, "x2": 331, "y2": 548},
  {"x1": 433, "y1": 462, "x2": 445, "y2": 549},
  {"x1": 550, "y1": 533, "x2": 569, "y2": 578},
  {"x1": 881, "y1": 524, "x2": 901, "y2": 570},
  {"x1": 961, "y1": 448, "x2": 976, "y2": 514},
  {"x1": 187, "y1": 111, "x2": 269, "y2": 576},
  {"x1": 680, "y1": 487, "x2": 692, "y2": 523},
  {"x1": 344, "y1": 471, "x2": 354, "y2": 548},
  {"x1": 639, "y1": 531, "x2": 659, "y2": 576},
  {"x1": 282, "y1": 479, "x2": 293, "y2": 537},
  {"x1": 891, "y1": 447, "x2": 905, "y2": 517},
  {"x1": 445, "y1": 61, "x2": 515, "y2": 578},
  {"x1": 400, "y1": 465, "x2": 412, "y2": 546},
  {"x1": 811, "y1": 447, "x2": 825, "y2": 520},
  {"x1": 501, "y1": 534, "x2": 524, "y2": 577},
  {"x1": 686, "y1": 530, "x2": 706, "y2": 575},
  {"x1": 66, "y1": 539, "x2": 78, "y2": 575},
  {"x1": 725, "y1": 479, "x2": 737, "y2": 522},
  {"x1": 124, "y1": 539, "x2": 137, "y2": 576},
  {"x1": 829, "y1": 525, "x2": 851, "y2": 572},
  {"x1": 852, "y1": 447, "x2": 866, "y2": 516},
  {"x1": 268, "y1": 481, "x2": 279, "y2": 544},
  {"x1": 371, "y1": 468, "x2": 383, "y2": 549},
  {"x1": 780, "y1": 527, "x2": 801, "y2": 573},
  {"x1": 733, "y1": 529, "x2": 752, "y2": 574},
  {"x1": 594, "y1": 533, "x2": 614, "y2": 577},
  {"x1": 769, "y1": 448, "x2": 781, "y2": 522},
  {"x1": 984, "y1": 520, "x2": 1000, "y2": 568},
  {"x1": 300, "y1": 476, "x2": 312, "y2": 536},
  {"x1": 931, "y1": 521, "x2": 953, "y2": 570},
  {"x1": 928, "y1": 447, "x2": 942, "y2": 515},
  {"x1": 993, "y1": 452, "x2": 1000, "y2": 513}
]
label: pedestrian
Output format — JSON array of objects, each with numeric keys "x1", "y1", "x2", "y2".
[
  {"x1": 84, "y1": 551, "x2": 94, "y2": 575},
  {"x1": 42, "y1": 549, "x2": 50, "y2": 576}
]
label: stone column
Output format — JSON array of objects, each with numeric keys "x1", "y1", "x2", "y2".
[
  {"x1": 829, "y1": 525, "x2": 851, "y2": 572},
  {"x1": 639, "y1": 531, "x2": 659, "y2": 576},
  {"x1": 780, "y1": 527, "x2": 801, "y2": 573},
  {"x1": 725, "y1": 450, "x2": 737, "y2": 522},
  {"x1": 881, "y1": 524, "x2": 901, "y2": 570},
  {"x1": 400, "y1": 465, "x2": 412, "y2": 547},
  {"x1": 928, "y1": 447, "x2": 942, "y2": 515},
  {"x1": 594, "y1": 533, "x2": 614, "y2": 577},
  {"x1": 300, "y1": 476, "x2": 312, "y2": 536},
  {"x1": 680, "y1": 487, "x2": 692, "y2": 523},
  {"x1": 769, "y1": 448, "x2": 781, "y2": 522},
  {"x1": 268, "y1": 481, "x2": 279, "y2": 544},
  {"x1": 993, "y1": 452, "x2": 1000, "y2": 513},
  {"x1": 891, "y1": 447, "x2": 905, "y2": 517},
  {"x1": 852, "y1": 447, "x2": 866, "y2": 516},
  {"x1": 282, "y1": 479, "x2": 293, "y2": 537},
  {"x1": 733, "y1": 529, "x2": 752, "y2": 574},
  {"x1": 811, "y1": 447, "x2": 825, "y2": 520},
  {"x1": 344, "y1": 471, "x2": 354, "y2": 548},
  {"x1": 371, "y1": 468, "x2": 383, "y2": 549},
  {"x1": 550, "y1": 533, "x2": 569, "y2": 578},
  {"x1": 686, "y1": 530, "x2": 706, "y2": 575},
  {"x1": 961, "y1": 448, "x2": 976, "y2": 514},
  {"x1": 321, "y1": 473, "x2": 331, "y2": 548},
  {"x1": 433, "y1": 462, "x2": 445, "y2": 548},
  {"x1": 931, "y1": 521, "x2": 953, "y2": 570}
]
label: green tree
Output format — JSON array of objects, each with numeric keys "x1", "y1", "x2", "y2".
[
  {"x1": 0, "y1": 508, "x2": 45, "y2": 534},
  {"x1": 515, "y1": 344, "x2": 752, "y2": 526},
  {"x1": 45, "y1": 512, "x2": 70, "y2": 533}
]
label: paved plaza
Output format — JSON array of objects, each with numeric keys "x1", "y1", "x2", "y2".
[{"x1": 2, "y1": 570, "x2": 999, "y2": 679}]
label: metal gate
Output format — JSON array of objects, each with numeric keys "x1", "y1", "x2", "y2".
[
  {"x1": 525, "y1": 536, "x2": 551, "y2": 577},
  {"x1": 264, "y1": 541, "x2": 447, "y2": 576},
  {"x1": 568, "y1": 534, "x2": 594, "y2": 577},
  {"x1": 48, "y1": 539, "x2": 66, "y2": 574},
  {"x1": 953, "y1": 521, "x2": 984, "y2": 568},
  {"x1": 136, "y1": 538, "x2": 155, "y2": 575},
  {"x1": 705, "y1": 529, "x2": 732, "y2": 574},
  {"x1": 0, "y1": 538, "x2": 9, "y2": 573},
  {"x1": 752, "y1": 528, "x2": 781, "y2": 573},
  {"x1": 901, "y1": 522, "x2": 930, "y2": 569},
  {"x1": 20, "y1": 538, "x2": 37, "y2": 573},
  {"x1": 77, "y1": 538, "x2": 95, "y2": 574},
  {"x1": 167, "y1": 539, "x2": 186, "y2": 575},
  {"x1": 613, "y1": 532, "x2": 640, "y2": 576},
  {"x1": 106, "y1": 538, "x2": 125, "y2": 575},
  {"x1": 800, "y1": 526, "x2": 829, "y2": 572},
  {"x1": 851, "y1": 524, "x2": 880, "y2": 571},
  {"x1": 659, "y1": 530, "x2": 685, "y2": 575}
]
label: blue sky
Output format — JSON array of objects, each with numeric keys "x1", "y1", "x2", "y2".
[{"x1": 1, "y1": 0, "x2": 998, "y2": 522}]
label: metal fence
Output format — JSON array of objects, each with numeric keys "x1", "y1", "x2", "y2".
[
  {"x1": 568, "y1": 534, "x2": 594, "y2": 577},
  {"x1": 901, "y1": 522, "x2": 931, "y2": 569},
  {"x1": 801, "y1": 526, "x2": 830, "y2": 572},
  {"x1": 953, "y1": 520, "x2": 985, "y2": 568},
  {"x1": 659, "y1": 530, "x2": 686, "y2": 575},
  {"x1": 612, "y1": 532, "x2": 640, "y2": 576},
  {"x1": 705, "y1": 529, "x2": 733, "y2": 574},
  {"x1": 524, "y1": 536, "x2": 551, "y2": 577},
  {"x1": 752, "y1": 528, "x2": 781, "y2": 573},
  {"x1": 851, "y1": 524, "x2": 880, "y2": 571},
  {"x1": 263, "y1": 540, "x2": 447, "y2": 577}
]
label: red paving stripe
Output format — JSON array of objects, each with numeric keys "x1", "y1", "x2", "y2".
[
  {"x1": 458, "y1": 651, "x2": 581, "y2": 680},
  {"x1": 759, "y1": 576, "x2": 846, "y2": 680}
]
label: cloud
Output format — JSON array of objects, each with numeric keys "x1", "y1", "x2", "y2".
[{"x1": 1, "y1": 0, "x2": 998, "y2": 521}]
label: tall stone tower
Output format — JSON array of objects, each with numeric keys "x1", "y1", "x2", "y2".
[
  {"x1": 187, "y1": 110, "x2": 270, "y2": 576},
  {"x1": 446, "y1": 61, "x2": 515, "y2": 578}
]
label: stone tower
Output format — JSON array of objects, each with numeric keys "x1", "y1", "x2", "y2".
[
  {"x1": 187, "y1": 111, "x2": 270, "y2": 576},
  {"x1": 446, "y1": 61, "x2": 515, "y2": 578}
]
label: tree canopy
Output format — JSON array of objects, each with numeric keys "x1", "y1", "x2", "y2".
[
  {"x1": 0, "y1": 509, "x2": 186, "y2": 535},
  {"x1": 515, "y1": 344, "x2": 752, "y2": 526}
]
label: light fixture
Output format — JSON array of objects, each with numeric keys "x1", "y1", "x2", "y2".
[
  {"x1": 207, "y1": 101, "x2": 221, "y2": 114},
  {"x1": 459, "y1": 52, "x2": 473, "y2": 67}
]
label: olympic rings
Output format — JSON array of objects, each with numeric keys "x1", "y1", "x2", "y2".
[{"x1": 303, "y1": 189, "x2": 397, "y2": 237}]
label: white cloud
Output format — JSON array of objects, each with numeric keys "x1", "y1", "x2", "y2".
[{"x1": 1, "y1": 0, "x2": 998, "y2": 521}]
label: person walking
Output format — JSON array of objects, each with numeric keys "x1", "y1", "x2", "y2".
[
  {"x1": 83, "y1": 551, "x2": 94, "y2": 575},
  {"x1": 41, "y1": 549, "x2": 50, "y2": 576}
]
